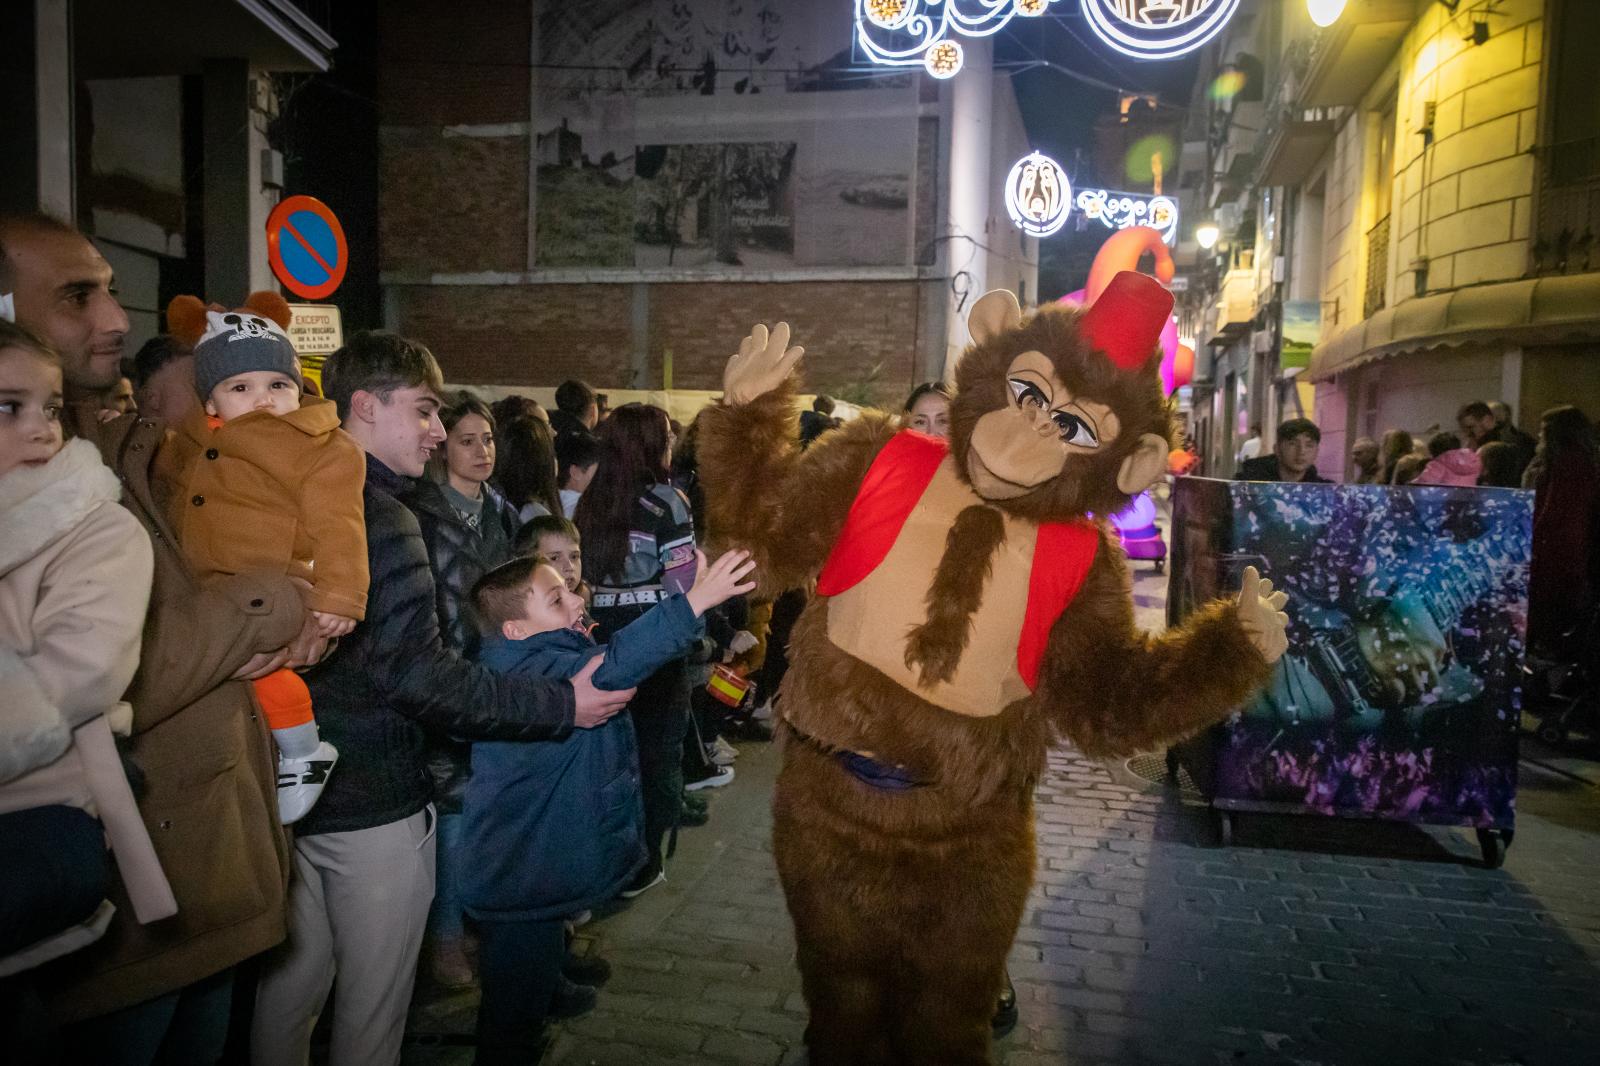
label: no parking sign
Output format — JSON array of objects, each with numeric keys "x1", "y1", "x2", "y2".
[{"x1": 266, "y1": 195, "x2": 348, "y2": 300}]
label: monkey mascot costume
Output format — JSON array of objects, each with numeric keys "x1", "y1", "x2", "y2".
[{"x1": 696, "y1": 272, "x2": 1289, "y2": 1066}]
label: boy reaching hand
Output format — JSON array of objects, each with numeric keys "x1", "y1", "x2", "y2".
[{"x1": 461, "y1": 547, "x2": 756, "y2": 1064}]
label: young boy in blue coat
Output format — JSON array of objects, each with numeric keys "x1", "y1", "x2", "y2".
[{"x1": 461, "y1": 547, "x2": 756, "y2": 1064}]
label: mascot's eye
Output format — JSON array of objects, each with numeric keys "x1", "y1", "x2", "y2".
[
  {"x1": 1008, "y1": 378, "x2": 1048, "y2": 410},
  {"x1": 1051, "y1": 411, "x2": 1099, "y2": 448}
]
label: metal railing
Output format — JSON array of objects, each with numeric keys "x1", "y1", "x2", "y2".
[
  {"x1": 1364, "y1": 214, "x2": 1390, "y2": 318},
  {"x1": 1532, "y1": 136, "x2": 1599, "y2": 276}
]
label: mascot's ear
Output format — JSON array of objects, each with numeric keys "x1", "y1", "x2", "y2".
[
  {"x1": 1117, "y1": 432, "x2": 1171, "y2": 496},
  {"x1": 967, "y1": 289, "x2": 1022, "y2": 346}
]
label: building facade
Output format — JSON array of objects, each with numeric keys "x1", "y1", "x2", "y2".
[
  {"x1": 3, "y1": 0, "x2": 338, "y2": 349},
  {"x1": 376, "y1": 0, "x2": 1037, "y2": 405}
]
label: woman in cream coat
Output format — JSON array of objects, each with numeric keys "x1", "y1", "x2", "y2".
[{"x1": 0, "y1": 321, "x2": 173, "y2": 982}]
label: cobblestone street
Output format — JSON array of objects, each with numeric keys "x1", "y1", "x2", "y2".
[{"x1": 405, "y1": 565, "x2": 1600, "y2": 1065}]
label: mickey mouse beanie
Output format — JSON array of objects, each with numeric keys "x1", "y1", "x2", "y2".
[{"x1": 193, "y1": 310, "x2": 302, "y2": 399}]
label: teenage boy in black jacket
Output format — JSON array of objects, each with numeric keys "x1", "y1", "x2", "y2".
[{"x1": 252, "y1": 332, "x2": 634, "y2": 1066}]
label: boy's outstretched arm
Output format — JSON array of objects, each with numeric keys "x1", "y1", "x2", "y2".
[
  {"x1": 591, "y1": 550, "x2": 757, "y2": 691},
  {"x1": 694, "y1": 322, "x2": 898, "y2": 594},
  {"x1": 1035, "y1": 535, "x2": 1286, "y2": 757}
]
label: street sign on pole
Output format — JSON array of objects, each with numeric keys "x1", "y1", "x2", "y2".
[
  {"x1": 286, "y1": 302, "x2": 344, "y2": 394},
  {"x1": 267, "y1": 195, "x2": 348, "y2": 301}
]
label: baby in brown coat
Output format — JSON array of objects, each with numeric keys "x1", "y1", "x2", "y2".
[{"x1": 156, "y1": 293, "x2": 367, "y2": 823}]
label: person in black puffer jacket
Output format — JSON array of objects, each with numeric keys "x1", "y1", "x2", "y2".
[
  {"x1": 251, "y1": 333, "x2": 635, "y2": 1066},
  {"x1": 403, "y1": 392, "x2": 520, "y2": 988}
]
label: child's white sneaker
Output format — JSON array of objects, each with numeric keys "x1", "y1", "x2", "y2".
[
  {"x1": 750, "y1": 697, "x2": 774, "y2": 722},
  {"x1": 277, "y1": 741, "x2": 338, "y2": 824},
  {"x1": 709, "y1": 737, "x2": 739, "y2": 766}
]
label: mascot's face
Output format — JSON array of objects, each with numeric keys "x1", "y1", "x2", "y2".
[{"x1": 949, "y1": 290, "x2": 1173, "y2": 523}]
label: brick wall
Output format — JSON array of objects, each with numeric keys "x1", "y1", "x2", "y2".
[
  {"x1": 378, "y1": 128, "x2": 528, "y2": 273},
  {"x1": 389, "y1": 283, "x2": 634, "y2": 386},
  {"x1": 377, "y1": 1, "x2": 530, "y2": 127},
  {"x1": 646, "y1": 280, "x2": 922, "y2": 399},
  {"x1": 388, "y1": 280, "x2": 926, "y2": 404}
]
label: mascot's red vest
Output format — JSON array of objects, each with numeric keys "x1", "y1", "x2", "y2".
[{"x1": 816, "y1": 430, "x2": 1099, "y2": 691}]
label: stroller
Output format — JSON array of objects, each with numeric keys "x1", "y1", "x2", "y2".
[{"x1": 1523, "y1": 603, "x2": 1599, "y2": 746}]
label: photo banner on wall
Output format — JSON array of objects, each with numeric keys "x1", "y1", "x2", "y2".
[
  {"x1": 534, "y1": 2, "x2": 917, "y2": 271},
  {"x1": 1169, "y1": 477, "x2": 1532, "y2": 831}
]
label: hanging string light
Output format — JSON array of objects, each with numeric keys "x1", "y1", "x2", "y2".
[{"x1": 855, "y1": 0, "x2": 1064, "y2": 77}]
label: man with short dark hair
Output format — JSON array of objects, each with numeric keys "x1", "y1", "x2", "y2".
[
  {"x1": 129, "y1": 334, "x2": 199, "y2": 424},
  {"x1": 1457, "y1": 401, "x2": 1501, "y2": 449},
  {"x1": 1487, "y1": 400, "x2": 1537, "y2": 474},
  {"x1": 551, "y1": 378, "x2": 598, "y2": 437},
  {"x1": 0, "y1": 212, "x2": 130, "y2": 436},
  {"x1": 1236, "y1": 417, "x2": 1330, "y2": 483},
  {"x1": 6, "y1": 214, "x2": 316, "y2": 1058},
  {"x1": 252, "y1": 331, "x2": 635, "y2": 1066}
]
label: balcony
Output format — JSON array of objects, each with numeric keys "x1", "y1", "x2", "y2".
[
  {"x1": 1208, "y1": 268, "x2": 1257, "y2": 344},
  {"x1": 1364, "y1": 214, "x2": 1391, "y2": 319},
  {"x1": 1256, "y1": 38, "x2": 1337, "y2": 188},
  {"x1": 1532, "y1": 136, "x2": 1600, "y2": 276},
  {"x1": 1300, "y1": 0, "x2": 1414, "y2": 108}
]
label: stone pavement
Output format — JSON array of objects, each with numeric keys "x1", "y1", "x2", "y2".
[{"x1": 404, "y1": 564, "x2": 1600, "y2": 1065}]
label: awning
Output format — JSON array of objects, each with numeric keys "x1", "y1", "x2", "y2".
[
  {"x1": 1306, "y1": 273, "x2": 1600, "y2": 381},
  {"x1": 74, "y1": 0, "x2": 336, "y2": 77}
]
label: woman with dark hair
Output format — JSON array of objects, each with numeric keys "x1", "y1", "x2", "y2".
[
  {"x1": 403, "y1": 391, "x2": 521, "y2": 987},
  {"x1": 1476, "y1": 442, "x2": 1523, "y2": 488},
  {"x1": 1376, "y1": 428, "x2": 1415, "y2": 485},
  {"x1": 575, "y1": 404, "x2": 703, "y2": 895},
  {"x1": 1523, "y1": 405, "x2": 1600, "y2": 653},
  {"x1": 495, "y1": 414, "x2": 564, "y2": 525},
  {"x1": 902, "y1": 381, "x2": 952, "y2": 438}
]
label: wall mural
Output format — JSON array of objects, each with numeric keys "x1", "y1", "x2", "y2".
[{"x1": 535, "y1": 0, "x2": 916, "y2": 270}]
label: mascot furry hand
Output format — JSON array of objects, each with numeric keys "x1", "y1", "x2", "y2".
[{"x1": 696, "y1": 271, "x2": 1288, "y2": 1066}]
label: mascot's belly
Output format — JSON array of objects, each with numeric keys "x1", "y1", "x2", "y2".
[{"x1": 824, "y1": 461, "x2": 1035, "y2": 717}]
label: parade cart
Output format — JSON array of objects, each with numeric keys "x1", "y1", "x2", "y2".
[{"x1": 1165, "y1": 477, "x2": 1533, "y2": 868}]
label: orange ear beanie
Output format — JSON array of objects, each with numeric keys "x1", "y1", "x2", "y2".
[{"x1": 168, "y1": 291, "x2": 301, "y2": 400}]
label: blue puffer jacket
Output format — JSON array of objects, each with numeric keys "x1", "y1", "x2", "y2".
[{"x1": 460, "y1": 594, "x2": 705, "y2": 922}]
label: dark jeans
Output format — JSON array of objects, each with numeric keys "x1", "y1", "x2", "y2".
[
  {"x1": 0, "y1": 804, "x2": 108, "y2": 958},
  {"x1": 630, "y1": 662, "x2": 690, "y2": 868},
  {"x1": 756, "y1": 588, "x2": 806, "y2": 705},
  {"x1": 474, "y1": 917, "x2": 565, "y2": 1065},
  {"x1": 60, "y1": 967, "x2": 235, "y2": 1066}
]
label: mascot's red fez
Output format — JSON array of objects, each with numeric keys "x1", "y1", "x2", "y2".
[{"x1": 1078, "y1": 270, "x2": 1174, "y2": 371}]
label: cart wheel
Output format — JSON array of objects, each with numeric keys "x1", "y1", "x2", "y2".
[
  {"x1": 1477, "y1": 828, "x2": 1506, "y2": 869},
  {"x1": 1164, "y1": 748, "x2": 1180, "y2": 781},
  {"x1": 1216, "y1": 809, "x2": 1234, "y2": 848},
  {"x1": 1537, "y1": 721, "x2": 1567, "y2": 746}
]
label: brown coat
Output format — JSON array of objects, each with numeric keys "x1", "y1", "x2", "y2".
[
  {"x1": 155, "y1": 397, "x2": 368, "y2": 620},
  {"x1": 44, "y1": 414, "x2": 306, "y2": 1022}
]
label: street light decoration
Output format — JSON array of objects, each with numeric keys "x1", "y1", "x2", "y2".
[
  {"x1": 1305, "y1": 0, "x2": 1346, "y2": 27},
  {"x1": 855, "y1": 0, "x2": 1064, "y2": 75},
  {"x1": 1079, "y1": 0, "x2": 1243, "y2": 61},
  {"x1": 1005, "y1": 151, "x2": 1072, "y2": 238},
  {"x1": 924, "y1": 39, "x2": 965, "y2": 78},
  {"x1": 1075, "y1": 188, "x2": 1181, "y2": 245}
]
